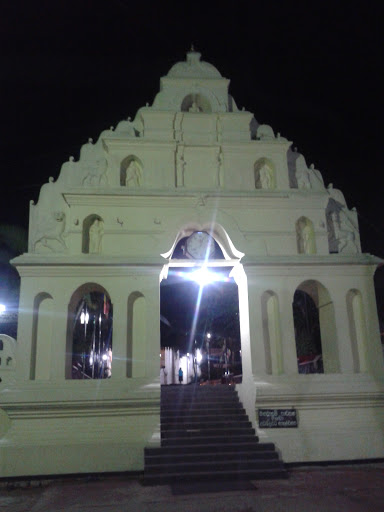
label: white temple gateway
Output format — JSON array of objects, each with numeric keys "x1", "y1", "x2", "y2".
[{"x1": 1, "y1": 50, "x2": 383, "y2": 478}]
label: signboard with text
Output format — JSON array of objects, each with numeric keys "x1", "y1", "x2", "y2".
[{"x1": 258, "y1": 409, "x2": 298, "y2": 428}]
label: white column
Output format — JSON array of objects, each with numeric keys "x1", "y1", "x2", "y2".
[
  {"x1": 50, "y1": 291, "x2": 71, "y2": 381},
  {"x1": 328, "y1": 284, "x2": 355, "y2": 373},
  {"x1": 279, "y1": 287, "x2": 299, "y2": 375},
  {"x1": 15, "y1": 279, "x2": 34, "y2": 381},
  {"x1": 110, "y1": 287, "x2": 127, "y2": 379}
]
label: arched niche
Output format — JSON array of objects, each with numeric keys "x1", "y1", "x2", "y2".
[
  {"x1": 261, "y1": 291, "x2": 283, "y2": 375},
  {"x1": 293, "y1": 280, "x2": 339, "y2": 374},
  {"x1": 66, "y1": 283, "x2": 113, "y2": 379},
  {"x1": 346, "y1": 289, "x2": 368, "y2": 372},
  {"x1": 181, "y1": 93, "x2": 212, "y2": 113},
  {"x1": 30, "y1": 292, "x2": 53, "y2": 380},
  {"x1": 82, "y1": 214, "x2": 104, "y2": 254},
  {"x1": 296, "y1": 217, "x2": 316, "y2": 254},
  {"x1": 120, "y1": 155, "x2": 143, "y2": 187},
  {"x1": 161, "y1": 223, "x2": 245, "y2": 262},
  {"x1": 127, "y1": 292, "x2": 146, "y2": 378},
  {"x1": 254, "y1": 158, "x2": 276, "y2": 190}
]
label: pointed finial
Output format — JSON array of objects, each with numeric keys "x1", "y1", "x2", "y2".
[{"x1": 190, "y1": 44, "x2": 195, "y2": 52}]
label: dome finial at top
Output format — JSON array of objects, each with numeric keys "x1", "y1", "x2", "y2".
[{"x1": 167, "y1": 50, "x2": 222, "y2": 78}]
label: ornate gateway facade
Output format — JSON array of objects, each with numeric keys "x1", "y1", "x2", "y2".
[{"x1": 1, "y1": 51, "x2": 383, "y2": 477}]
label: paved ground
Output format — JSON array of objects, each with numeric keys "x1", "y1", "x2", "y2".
[{"x1": 1, "y1": 463, "x2": 384, "y2": 512}]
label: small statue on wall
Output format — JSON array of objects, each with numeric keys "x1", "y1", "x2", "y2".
[
  {"x1": 89, "y1": 218, "x2": 104, "y2": 254},
  {"x1": 259, "y1": 164, "x2": 273, "y2": 189},
  {"x1": 189, "y1": 101, "x2": 201, "y2": 113},
  {"x1": 297, "y1": 218, "x2": 316, "y2": 254},
  {"x1": 125, "y1": 160, "x2": 142, "y2": 188}
]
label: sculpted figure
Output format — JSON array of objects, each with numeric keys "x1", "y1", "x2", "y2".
[
  {"x1": 259, "y1": 165, "x2": 273, "y2": 189},
  {"x1": 297, "y1": 219, "x2": 316, "y2": 254},
  {"x1": 89, "y1": 219, "x2": 104, "y2": 254},
  {"x1": 327, "y1": 183, "x2": 347, "y2": 207},
  {"x1": 189, "y1": 101, "x2": 201, "y2": 113},
  {"x1": 302, "y1": 224, "x2": 316, "y2": 254},
  {"x1": 82, "y1": 157, "x2": 108, "y2": 187},
  {"x1": 331, "y1": 212, "x2": 358, "y2": 254},
  {"x1": 256, "y1": 124, "x2": 275, "y2": 140},
  {"x1": 309, "y1": 163, "x2": 324, "y2": 187},
  {"x1": 125, "y1": 160, "x2": 142, "y2": 187},
  {"x1": 33, "y1": 211, "x2": 67, "y2": 252},
  {"x1": 296, "y1": 165, "x2": 311, "y2": 190}
]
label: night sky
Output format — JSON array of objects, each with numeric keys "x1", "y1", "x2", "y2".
[{"x1": 0, "y1": 1, "x2": 383, "y2": 257}]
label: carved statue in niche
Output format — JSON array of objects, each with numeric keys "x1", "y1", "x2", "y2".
[
  {"x1": 297, "y1": 219, "x2": 316, "y2": 254},
  {"x1": 89, "y1": 219, "x2": 104, "y2": 254},
  {"x1": 255, "y1": 161, "x2": 274, "y2": 189},
  {"x1": 125, "y1": 160, "x2": 142, "y2": 188},
  {"x1": 189, "y1": 101, "x2": 201, "y2": 113},
  {"x1": 176, "y1": 146, "x2": 186, "y2": 187},
  {"x1": 33, "y1": 211, "x2": 67, "y2": 252},
  {"x1": 330, "y1": 211, "x2": 358, "y2": 254}
]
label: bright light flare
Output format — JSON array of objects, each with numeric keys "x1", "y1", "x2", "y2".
[
  {"x1": 178, "y1": 267, "x2": 229, "y2": 287},
  {"x1": 0, "y1": 304, "x2": 6, "y2": 314}
]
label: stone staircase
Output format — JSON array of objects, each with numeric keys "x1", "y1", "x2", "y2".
[{"x1": 143, "y1": 384, "x2": 287, "y2": 484}]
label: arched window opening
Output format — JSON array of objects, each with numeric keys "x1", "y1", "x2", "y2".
[
  {"x1": 82, "y1": 214, "x2": 104, "y2": 254},
  {"x1": 181, "y1": 93, "x2": 212, "y2": 113},
  {"x1": 296, "y1": 217, "x2": 316, "y2": 254},
  {"x1": 67, "y1": 284, "x2": 113, "y2": 379},
  {"x1": 293, "y1": 280, "x2": 339, "y2": 374},
  {"x1": 293, "y1": 289, "x2": 323, "y2": 374},
  {"x1": 120, "y1": 156, "x2": 143, "y2": 187},
  {"x1": 127, "y1": 292, "x2": 146, "y2": 378},
  {"x1": 347, "y1": 289, "x2": 368, "y2": 372},
  {"x1": 254, "y1": 158, "x2": 275, "y2": 190},
  {"x1": 261, "y1": 291, "x2": 283, "y2": 375}
]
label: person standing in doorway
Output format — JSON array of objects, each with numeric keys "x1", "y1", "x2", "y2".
[{"x1": 178, "y1": 367, "x2": 183, "y2": 384}]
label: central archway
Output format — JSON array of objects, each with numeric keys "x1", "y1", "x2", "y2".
[{"x1": 159, "y1": 227, "x2": 249, "y2": 387}]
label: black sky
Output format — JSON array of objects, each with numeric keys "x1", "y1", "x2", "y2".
[{"x1": 1, "y1": 1, "x2": 383, "y2": 256}]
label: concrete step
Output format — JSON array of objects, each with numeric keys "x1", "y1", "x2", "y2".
[
  {"x1": 145, "y1": 441, "x2": 275, "y2": 457},
  {"x1": 162, "y1": 434, "x2": 259, "y2": 446},
  {"x1": 142, "y1": 467, "x2": 288, "y2": 485},
  {"x1": 161, "y1": 419, "x2": 251, "y2": 430},
  {"x1": 161, "y1": 426, "x2": 255, "y2": 439},
  {"x1": 145, "y1": 458, "x2": 284, "y2": 475},
  {"x1": 145, "y1": 450, "x2": 279, "y2": 465},
  {"x1": 160, "y1": 401, "x2": 243, "y2": 411}
]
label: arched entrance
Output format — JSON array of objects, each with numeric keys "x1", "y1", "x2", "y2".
[{"x1": 160, "y1": 229, "x2": 246, "y2": 386}]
